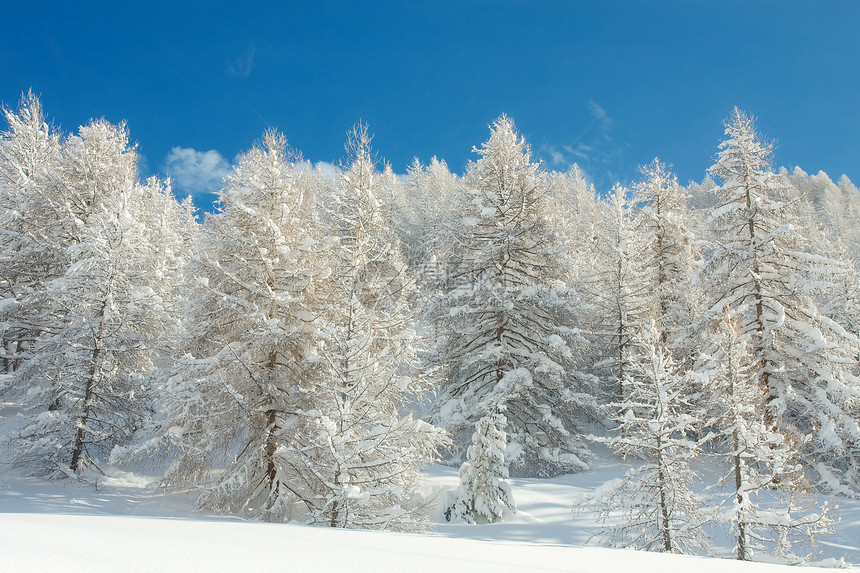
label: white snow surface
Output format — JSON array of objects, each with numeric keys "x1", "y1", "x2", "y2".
[{"x1": 2, "y1": 458, "x2": 858, "y2": 572}]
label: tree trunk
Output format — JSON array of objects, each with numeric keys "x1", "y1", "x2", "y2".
[
  {"x1": 744, "y1": 181, "x2": 772, "y2": 425},
  {"x1": 70, "y1": 346, "x2": 100, "y2": 473},
  {"x1": 330, "y1": 470, "x2": 344, "y2": 527},
  {"x1": 264, "y1": 408, "x2": 278, "y2": 485},
  {"x1": 733, "y1": 420, "x2": 747, "y2": 559},
  {"x1": 656, "y1": 436, "x2": 673, "y2": 552}
]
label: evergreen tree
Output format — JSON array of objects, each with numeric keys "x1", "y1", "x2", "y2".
[
  {"x1": 428, "y1": 115, "x2": 595, "y2": 477},
  {"x1": 446, "y1": 407, "x2": 515, "y2": 524},
  {"x1": 5, "y1": 119, "x2": 176, "y2": 476},
  {"x1": 701, "y1": 108, "x2": 860, "y2": 493},
  {"x1": 301, "y1": 124, "x2": 446, "y2": 529},
  {"x1": 590, "y1": 322, "x2": 707, "y2": 554},
  {"x1": 699, "y1": 311, "x2": 833, "y2": 563}
]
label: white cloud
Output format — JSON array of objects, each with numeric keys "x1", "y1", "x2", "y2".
[
  {"x1": 534, "y1": 100, "x2": 627, "y2": 192},
  {"x1": 587, "y1": 99, "x2": 613, "y2": 130},
  {"x1": 565, "y1": 143, "x2": 592, "y2": 160},
  {"x1": 227, "y1": 43, "x2": 256, "y2": 78},
  {"x1": 539, "y1": 144, "x2": 566, "y2": 166},
  {"x1": 164, "y1": 147, "x2": 231, "y2": 196}
]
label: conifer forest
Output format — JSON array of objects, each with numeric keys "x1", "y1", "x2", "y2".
[{"x1": 3, "y1": 92, "x2": 860, "y2": 565}]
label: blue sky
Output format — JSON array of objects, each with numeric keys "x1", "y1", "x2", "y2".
[{"x1": 2, "y1": 1, "x2": 858, "y2": 208}]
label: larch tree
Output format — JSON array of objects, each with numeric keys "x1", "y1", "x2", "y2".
[
  {"x1": 428, "y1": 115, "x2": 596, "y2": 478},
  {"x1": 153, "y1": 127, "x2": 444, "y2": 530},
  {"x1": 152, "y1": 131, "x2": 327, "y2": 519},
  {"x1": 590, "y1": 322, "x2": 708, "y2": 555},
  {"x1": 632, "y1": 158, "x2": 698, "y2": 355},
  {"x1": 698, "y1": 311, "x2": 833, "y2": 563},
  {"x1": 588, "y1": 184, "x2": 651, "y2": 402},
  {"x1": 701, "y1": 108, "x2": 860, "y2": 493},
  {"x1": 5, "y1": 119, "x2": 177, "y2": 476},
  {"x1": 403, "y1": 155, "x2": 461, "y2": 281},
  {"x1": 0, "y1": 92, "x2": 64, "y2": 376},
  {"x1": 544, "y1": 165, "x2": 602, "y2": 270},
  {"x1": 543, "y1": 166, "x2": 605, "y2": 380},
  {"x1": 787, "y1": 167, "x2": 860, "y2": 261},
  {"x1": 302, "y1": 123, "x2": 446, "y2": 530}
]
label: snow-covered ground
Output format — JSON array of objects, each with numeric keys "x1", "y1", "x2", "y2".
[{"x1": 2, "y1": 458, "x2": 858, "y2": 572}]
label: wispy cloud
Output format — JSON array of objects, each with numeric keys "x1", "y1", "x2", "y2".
[
  {"x1": 536, "y1": 99, "x2": 627, "y2": 191},
  {"x1": 227, "y1": 42, "x2": 256, "y2": 78},
  {"x1": 565, "y1": 143, "x2": 593, "y2": 160},
  {"x1": 164, "y1": 147, "x2": 231, "y2": 196},
  {"x1": 539, "y1": 144, "x2": 566, "y2": 166},
  {"x1": 587, "y1": 99, "x2": 613, "y2": 130}
]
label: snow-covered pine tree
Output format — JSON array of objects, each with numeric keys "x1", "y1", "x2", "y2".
[
  {"x1": 446, "y1": 406, "x2": 515, "y2": 524},
  {"x1": 5, "y1": 119, "x2": 175, "y2": 476},
  {"x1": 0, "y1": 92, "x2": 64, "y2": 376},
  {"x1": 699, "y1": 311, "x2": 833, "y2": 563},
  {"x1": 403, "y1": 155, "x2": 461, "y2": 278},
  {"x1": 299, "y1": 123, "x2": 446, "y2": 530},
  {"x1": 787, "y1": 167, "x2": 860, "y2": 262},
  {"x1": 428, "y1": 115, "x2": 595, "y2": 477},
  {"x1": 587, "y1": 184, "x2": 651, "y2": 402},
  {"x1": 701, "y1": 108, "x2": 860, "y2": 494},
  {"x1": 590, "y1": 322, "x2": 707, "y2": 554},
  {"x1": 153, "y1": 131, "x2": 326, "y2": 519},
  {"x1": 632, "y1": 159, "x2": 698, "y2": 355},
  {"x1": 541, "y1": 166, "x2": 606, "y2": 394}
]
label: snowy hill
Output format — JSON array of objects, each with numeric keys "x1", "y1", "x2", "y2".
[
  {"x1": 1, "y1": 512, "x2": 838, "y2": 573},
  {"x1": 2, "y1": 461, "x2": 857, "y2": 571}
]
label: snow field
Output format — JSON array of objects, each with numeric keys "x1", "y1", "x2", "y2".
[{"x1": 2, "y1": 460, "x2": 857, "y2": 572}]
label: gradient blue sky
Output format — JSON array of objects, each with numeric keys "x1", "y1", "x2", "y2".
[{"x1": 2, "y1": 1, "x2": 858, "y2": 207}]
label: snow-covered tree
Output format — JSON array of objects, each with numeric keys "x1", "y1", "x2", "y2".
[
  {"x1": 428, "y1": 115, "x2": 595, "y2": 477},
  {"x1": 149, "y1": 131, "x2": 326, "y2": 518},
  {"x1": 784, "y1": 167, "x2": 860, "y2": 342},
  {"x1": 446, "y1": 407, "x2": 515, "y2": 524},
  {"x1": 402, "y1": 155, "x2": 461, "y2": 272},
  {"x1": 543, "y1": 166, "x2": 605, "y2": 374},
  {"x1": 300, "y1": 123, "x2": 446, "y2": 529},
  {"x1": 632, "y1": 159, "x2": 698, "y2": 354},
  {"x1": 701, "y1": 108, "x2": 860, "y2": 493},
  {"x1": 153, "y1": 128, "x2": 444, "y2": 530},
  {"x1": 5, "y1": 119, "x2": 175, "y2": 476},
  {"x1": 544, "y1": 165, "x2": 602, "y2": 272},
  {"x1": 787, "y1": 167, "x2": 860, "y2": 261},
  {"x1": 590, "y1": 322, "x2": 707, "y2": 554},
  {"x1": 587, "y1": 184, "x2": 652, "y2": 400},
  {"x1": 0, "y1": 92, "x2": 64, "y2": 375},
  {"x1": 699, "y1": 311, "x2": 834, "y2": 563}
]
